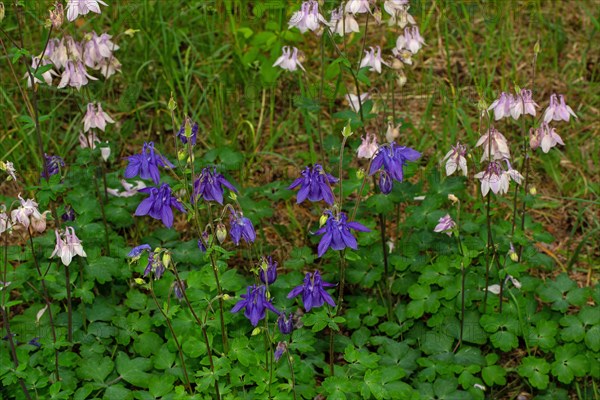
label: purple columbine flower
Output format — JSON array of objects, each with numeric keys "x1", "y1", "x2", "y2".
[
  {"x1": 127, "y1": 244, "x2": 152, "y2": 258},
  {"x1": 434, "y1": 214, "x2": 456, "y2": 236},
  {"x1": 176, "y1": 116, "x2": 198, "y2": 145},
  {"x1": 61, "y1": 205, "x2": 75, "y2": 222},
  {"x1": 369, "y1": 142, "x2": 421, "y2": 183},
  {"x1": 143, "y1": 251, "x2": 165, "y2": 280},
  {"x1": 229, "y1": 210, "x2": 256, "y2": 245},
  {"x1": 135, "y1": 183, "x2": 186, "y2": 228},
  {"x1": 287, "y1": 270, "x2": 336, "y2": 312},
  {"x1": 192, "y1": 167, "x2": 238, "y2": 205},
  {"x1": 543, "y1": 94, "x2": 577, "y2": 123},
  {"x1": 475, "y1": 127, "x2": 510, "y2": 162},
  {"x1": 288, "y1": 164, "x2": 338, "y2": 205},
  {"x1": 315, "y1": 211, "x2": 370, "y2": 257},
  {"x1": 173, "y1": 280, "x2": 186, "y2": 301},
  {"x1": 359, "y1": 46, "x2": 389, "y2": 74},
  {"x1": 529, "y1": 122, "x2": 564, "y2": 153},
  {"x1": 124, "y1": 142, "x2": 174, "y2": 185},
  {"x1": 273, "y1": 46, "x2": 306, "y2": 72},
  {"x1": 27, "y1": 337, "x2": 41, "y2": 348},
  {"x1": 274, "y1": 341, "x2": 287, "y2": 362},
  {"x1": 259, "y1": 256, "x2": 278, "y2": 285},
  {"x1": 42, "y1": 154, "x2": 65, "y2": 178},
  {"x1": 511, "y1": 89, "x2": 538, "y2": 119},
  {"x1": 277, "y1": 312, "x2": 293, "y2": 335},
  {"x1": 231, "y1": 285, "x2": 279, "y2": 327},
  {"x1": 378, "y1": 170, "x2": 393, "y2": 194}
]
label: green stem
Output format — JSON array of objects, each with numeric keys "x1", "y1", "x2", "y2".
[
  {"x1": 149, "y1": 282, "x2": 193, "y2": 394},
  {"x1": 285, "y1": 344, "x2": 297, "y2": 400}
]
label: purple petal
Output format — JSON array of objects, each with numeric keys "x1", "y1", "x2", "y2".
[
  {"x1": 287, "y1": 285, "x2": 304, "y2": 299},
  {"x1": 135, "y1": 198, "x2": 153, "y2": 216}
]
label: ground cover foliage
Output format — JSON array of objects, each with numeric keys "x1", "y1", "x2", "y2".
[{"x1": 0, "y1": 1, "x2": 598, "y2": 399}]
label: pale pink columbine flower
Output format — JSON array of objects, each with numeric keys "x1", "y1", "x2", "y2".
[
  {"x1": 475, "y1": 126, "x2": 510, "y2": 162},
  {"x1": 273, "y1": 46, "x2": 306, "y2": 72},
  {"x1": 345, "y1": 0, "x2": 371, "y2": 14},
  {"x1": 442, "y1": 142, "x2": 468, "y2": 176},
  {"x1": 98, "y1": 56, "x2": 121, "y2": 78},
  {"x1": 26, "y1": 56, "x2": 58, "y2": 86},
  {"x1": 51, "y1": 227, "x2": 87, "y2": 266},
  {"x1": 357, "y1": 133, "x2": 378, "y2": 159},
  {"x1": 10, "y1": 195, "x2": 44, "y2": 230},
  {"x1": 488, "y1": 92, "x2": 514, "y2": 120},
  {"x1": 288, "y1": 0, "x2": 326, "y2": 33},
  {"x1": 79, "y1": 131, "x2": 100, "y2": 148},
  {"x1": 474, "y1": 161, "x2": 522, "y2": 197},
  {"x1": 434, "y1": 214, "x2": 456, "y2": 236},
  {"x1": 346, "y1": 93, "x2": 369, "y2": 112},
  {"x1": 107, "y1": 180, "x2": 147, "y2": 198},
  {"x1": 83, "y1": 103, "x2": 115, "y2": 132},
  {"x1": 530, "y1": 123, "x2": 564, "y2": 153},
  {"x1": 84, "y1": 32, "x2": 119, "y2": 69},
  {"x1": 543, "y1": 94, "x2": 577, "y2": 123},
  {"x1": 329, "y1": 6, "x2": 360, "y2": 36},
  {"x1": 359, "y1": 46, "x2": 388, "y2": 74},
  {"x1": 0, "y1": 208, "x2": 13, "y2": 235},
  {"x1": 395, "y1": 26, "x2": 425, "y2": 55},
  {"x1": 511, "y1": 89, "x2": 538, "y2": 119},
  {"x1": 66, "y1": 0, "x2": 107, "y2": 21},
  {"x1": 384, "y1": 0, "x2": 415, "y2": 28},
  {"x1": 30, "y1": 211, "x2": 51, "y2": 233},
  {"x1": 58, "y1": 60, "x2": 97, "y2": 90},
  {"x1": 486, "y1": 274, "x2": 522, "y2": 294}
]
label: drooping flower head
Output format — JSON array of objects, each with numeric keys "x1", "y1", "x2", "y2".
[
  {"x1": 277, "y1": 312, "x2": 294, "y2": 335},
  {"x1": 529, "y1": 122, "x2": 564, "y2": 153},
  {"x1": 359, "y1": 46, "x2": 388, "y2": 74},
  {"x1": 176, "y1": 116, "x2": 198, "y2": 145},
  {"x1": 231, "y1": 285, "x2": 279, "y2": 327},
  {"x1": 314, "y1": 211, "x2": 370, "y2": 257},
  {"x1": 288, "y1": 164, "x2": 338, "y2": 205},
  {"x1": 83, "y1": 102, "x2": 114, "y2": 132},
  {"x1": 543, "y1": 94, "x2": 577, "y2": 123},
  {"x1": 475, "y1": 127, "x2": 510, "y2": 162},
  {"x1": 369, "y1": 142, "x2": 420, "y2": 183},
  {"x1": 273, "y1": 46, "x2": 306, "y2": 72},
  {"x1": 378, "y1": 170, "x2": 393, "y2": 194},
  {"x1": 259, "y1": 256, "x2": 278, "y2": 285},
  {"x1": 395, "y1": 26, "x2": 426, "y2": 55},
  {"x1": 442, "y1": 142, "x2": 468, "y2": 176},
  {"x1": 288, "y1": 0, "x2": 327, "y2": 33},
  {"x1": 50, "y1": 227, "x2": 87, "y2": 266},
  {"x1": 41, "y1": 154, "x2": 65, "y2": 178},
  {"x1": 345, "y1": 0, "x2": 371, "y2": 14},
  {"x1": 488, "y1": 92, "x2": 514, "y2": 120},
  {"x1": 134, "y1": 183, "x2": 186, "y2": 228},
  {"x1": 329, "y1": 6, "x2": 360, "y2": 36},
  {"x1": 172, "y1": 280, "x2": 186, "y2": 301},
  {"x1": 346, "y1": 93, "x2": 370, "y2": 113},
  {"x1": 229, "y1": 210, "x2": 256, "y2": 245},
  {"x1": 274, "y1": 341, "x2": 287, "y2": 362},
  {"x1": 124, "y1": 142, "x2": 174, "y2": 185},
  {"x1": 0, "y1": 161, "x2": 17, "y2": 181},
  {"x1": 434, "y1": 214, "x2": 456, "y2": 236},
  {"x1": 511, "y1": 88, "x2": 538, "y2": 119},
  {"x1": 356, "y1": 133, "x2": 379, "y2": 160},
  {"x1": 144, "y1": 251, "x2": 165, "y2": 280},
  {"x1": 192, "y1": 167, "x2": 238, "y2": 205},
  {"x1": 66, "y1": 0, "x2": 107, "y2": 21},
  {"x1": 385, "y1": 0, "x2": 415, "y2": 28},
  {"x1": 127, "y1": 244, "x2": 152, "y2": 260},
  {"x1": 287, "y1": 270, "x2": 336, "y2": 312},
  {"x1": 474, "y1": 161, "x2": 523, "y2": 197}
]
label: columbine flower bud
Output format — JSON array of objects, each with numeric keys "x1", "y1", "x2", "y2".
[
  {"x1": 319, "y1": 213, "x2": 328, "y2": 227},
  {"x1": 124, "y1": 28, "x2": 140, "y2": 37},
  {"x1": 134, "y1": 278, "x2": 145, "y2": 285},
  {"x1": 448, "y1": 194, "x2": 459, "y2": 203},
  {"x1": 0, "y1": 3, "x2": 4, "y2": 21},
  {"x1": 356, "y1": 169, "x2": 365, "y2": 180},
  {"x1": 49, "y1": 2, "x2": 64, "y2": 29},
  {"x1": 216, "y1": 223, "x2": 227, "y2": 243},
  {"x1": 342, "y1": 121, "x2": 353, "y2": 138},
  {"x1": 162, "y1": 251, "x2": 171, "y2": 270},
  {"x1": 251, "y1": 327, "x2": 262, "y2": 336},
  {"x1": 222, "y1": 293, "x2": 231, "y2": 301},
  {"x1": 529, "y1": 187, "x2": 537, "y2": 195},
  {"x1": 168, "y1": 94, "x2": 177, "y2": 111}
]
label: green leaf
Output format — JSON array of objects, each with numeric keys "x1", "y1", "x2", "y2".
[
  {"x1": 490, "y1": 331, "x2": 519, "y2": 352},
  {"x1": 482, "y1": 365, "x2": 507, "y2": 386},
  {"x1": 517, "y1": 357, "x2": 550, "y2": 390},
  {"x1": 148, "y1": 374, "x2": 175, "y2": 397},
  {"x1": 76, "y1": 356, "x2": 114, "y2": 383},
  {"x1": 115, "y1": 352, "x2": 152, "y2": 388},
  {"x1": 153, "y1": 343, "x2": 176, "y2": 370},
  {"x1": 559, "y1": 315, "x2": 585, "y2": 342},
  {"x1": 363, "y1": 369, "x2": 388, "y2": 400},
  {"x1": 320, "y1": 376, "x2": 351, "y2": 400},
  {"x1": 551, "y1": 344, "x2": 590, "y2": 384},
  {"x1": 585, "y1": 325, "x2": 600, "y2": 351},
  {"x1": 133, "y1": 332, "x2": 163, "y2": 357},
  {"x1": 527, "y1": 320, "x2": 558, "y2": 351}
]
